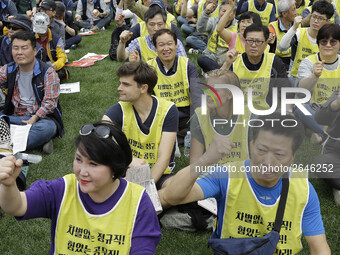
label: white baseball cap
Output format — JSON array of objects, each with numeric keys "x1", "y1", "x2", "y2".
[{"x1": 33, "y1": 12, "x2": 50, "y2": 34}]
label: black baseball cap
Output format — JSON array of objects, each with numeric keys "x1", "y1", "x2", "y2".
[
  {"x1": 3, "y1": 14, "x2": 32, "y2": 32},
  {"x1": 40, "y1": 0, "x2": 56, "y2": 11}
]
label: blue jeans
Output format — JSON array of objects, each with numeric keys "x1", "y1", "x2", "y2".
[
  {"x1": 9, "y1": 116, "x2": 57, "y2": 150},
  {"x1": 197, "y1": 55, "x2": 221, "y2": 73},
  {"x1": 65, "y1": 35, "x2": 82, "y2": 49},
  {"x1": 75, "y1": 15, "x2": 111, "y2": 29},
  {"x1": 186, "y1": 35, "x2": 206, "y2": 52},
  {"x1": 293, "y1": 103, "x2": 325, "y2": 136},
  {"x1": 177, "y1": 16, "x2": 187, "y2": 26},
  {"x1": 177, "y1": 16, "x2": 195, "y2": 35}
]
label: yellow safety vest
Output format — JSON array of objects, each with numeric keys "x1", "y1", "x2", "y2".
[
  {"x1": 235, "y1": 33, "x2": 270, "y2": 54},
  {"x1": 138, "y1": 36, "x2": 158, "y2": 62},
  {"x1": 307, "y1": 54, "x2": 340, "y2": 104},
  {"x1": 248, "y1": 0, "x2": 273, "y2": 26},
  {"x1": 233, "y1": 53, "x2": 275, "y2": 110},
  {"x1": 269, "y1": 20, "x2": 291, "y2": 58},
  {"x1": 120, "y1": 97, "x2": 174, "y2": 174},
  {"x1": 195, "y1": 108, "x2": 250, "y2": 163},
  {"x1": 55, "y1": 174, "x2": 144, "y2": 255},
  {"x1": 197, "y1": 0, "x2": 220, "y2": 21},
  {"x1": 147, "y1": 56, "x2": 191, "y2": 107},
  {"x1": 207, "y1": 24, "x2": 238, "y2": 53},
  {"x1": 296, "y1": 0, "x2": 308, "y2": 16},
  {"x1": 290, "y1": 28, "x2": 319, "y2": 77},
  {"x1": 139, "y1": 18, "x2": 172, "y2": 37},
  {"x1": 220, "y1": 161, "x2": 309, "y2": 255}
]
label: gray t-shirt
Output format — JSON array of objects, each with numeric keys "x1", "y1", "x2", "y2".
[{"x1": 18, "y1": 70, "x2": 35, "y2": 107}]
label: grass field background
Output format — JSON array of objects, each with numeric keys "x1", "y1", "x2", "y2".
[{"x1": 0, "y1": 23, "x2": 339, "y2": 254}]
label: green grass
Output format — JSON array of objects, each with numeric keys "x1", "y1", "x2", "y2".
[{"x1": 0, "y1": 23, "x2": 339, "y2": 255}]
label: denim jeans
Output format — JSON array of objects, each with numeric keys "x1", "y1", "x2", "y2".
[
  {"x1": 186, "y1": 35, "x2": 206, "y2": 52},
  {"x1": 75, "y1": 15, "x2": 111, "y2": 29},
  {"x1": 197, "y1": 55, "x2": 221, "y2": 73},
  {"x1": 9, "y1": 116, "x2": 57, "y2": 150},
  {"x1": 293, "y1": 103, "x2": 325, "y2": 136},
  {"x1": 65, "y1": 35, "x2": 82, "y2": 49}
]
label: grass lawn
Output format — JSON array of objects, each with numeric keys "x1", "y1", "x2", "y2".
[{"x1": 0, "y1": 23, "x2": 339, "y2": 255}]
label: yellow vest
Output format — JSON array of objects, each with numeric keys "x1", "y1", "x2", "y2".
[
  {"x1": 290, "y1": 28, "x2": 319, "y2": 77},
  {"x1": 120, "y1": 97, "x2": 174, "y2": 174},
  {"x1": 139, "y1": 20, "x2": 172, "y2": 37},
  {"x1": 269, "y1": 20, "x2": 291, "y2": 58},
  {"x1": 195, "y1": 108, "x2": 250, "y2": 162},
  {"x1": 235, "y1": 33, "x2": 270, "y2": 54},
  {"x1": 55, "y1": 174, "x2": 144, "y2": 255},
  {"x1": 248, "y1": 0, "x2": 274, "y2": 26},
  {"x1": 296, "y1": 0, "x2": 308, "y2": 16},
  {"x1": 235, "y1": 33, "x2": 246, "y2": 53},
  {"x1": 220, "y1": 161, "x2": 309, "y2": 255},
  {"x1": 197, "y1": 0, "x2": 220, "y2": 21},
  {"x1": 207, "y1": 24, "x2": 238, "y2": 53},
  {"x1": 138, "y1": 36, "x2": 158, "y2": 62},
  {"x1": 147, "y1": 56, "x2": 191, "y2": 107},
  {"x1": 233, "y1": 53, "x2": 275, "y2": 110},
  {"x1": 307, "y1": 54, "x2": 340, "y2": 104}
]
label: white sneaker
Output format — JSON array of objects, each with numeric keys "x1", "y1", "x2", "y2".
[
  {"x1": 188, "y1": 48, "x2": 200, "y2": 54},
  {"x1": 333, "y1": 188, "x2": 340, "y2": 206}
]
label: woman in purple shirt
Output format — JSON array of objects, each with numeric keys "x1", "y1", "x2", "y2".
[{"x1": 0, "y1": 120, "x2": 161, "y2": 255}]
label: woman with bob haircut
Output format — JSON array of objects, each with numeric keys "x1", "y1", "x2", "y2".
[{"x1": 0, "y1": 120, "x2": 161, "y2": 254}]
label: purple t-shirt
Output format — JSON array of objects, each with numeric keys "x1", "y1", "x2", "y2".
[{"x1": 17, "y1": 176, "x2": 161, "y2": 255}]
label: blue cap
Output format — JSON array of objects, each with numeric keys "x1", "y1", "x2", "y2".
[{"x1": 149, "y1": 0, "x2": 166, "y2": 9}]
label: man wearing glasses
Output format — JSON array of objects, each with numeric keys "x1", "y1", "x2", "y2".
[
  {"x1": 0, "y1": 14, "x2": 32, "y2": 66},
  {"x1": 278, "y1": 0, "x2": 334, "y2": 84},
  {"x1": 222, "y1": 24, "x2": 290, "y2": 111}
]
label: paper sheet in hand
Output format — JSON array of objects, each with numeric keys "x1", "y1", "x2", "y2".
[
  {"x1": 60, "y1": 82, "x2": 80, "y2": 94},
  {"x1": 126, "y1": 164, "x2": 163, "y2": 214},
  {"x1": 10, "y1": 124, "x2": 32, "y2": 154}
]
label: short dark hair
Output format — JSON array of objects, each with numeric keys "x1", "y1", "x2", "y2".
[
  {"x1": 238, "y1": 11, "x2": 262, "y2": 30},
  {"x1": 243, "y1": 23, "x2": 270, "y2": 41},
  {"x1": 317, "y1": 23, "x2": 340, "y2": 45},
  {"x1": 55, "y1": 1, "x2": 66, "y2": 16},
  {"x1": 75, "y1": 120, "x2": 132, "y2": 180},
  {"x1": 11, "y1": 31, "x2": 36, "y2": 49},
  {"x1": 153, "y1": 29, "x2": 177, "y2": 47},
  {"x1": 144, "y1": 6, "x2": 167, "y2": 23},
  {"x1": 312, "y1": 0, "x2": 334, "y2": 19},
  {"x1": 117, "y1": 62, "x2": 158, "y2": 94},
  {"x1": 252, "y1": 112, "x2": 305, "y2": 154}
]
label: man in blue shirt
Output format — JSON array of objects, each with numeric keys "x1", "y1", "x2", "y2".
[{"x1": 160, "y1": 112, "x2": 331, "y2": 254}]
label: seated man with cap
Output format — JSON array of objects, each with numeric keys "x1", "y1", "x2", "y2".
[
  {"x1": 0, "y1": 14, "x2": 32, "y2": 66},
  {"x1": 39, "y1": 0, "x2": 65, "y2": 43},
  {"x1": 33, "y1": 12, "x2": 68, "y2": 81}
]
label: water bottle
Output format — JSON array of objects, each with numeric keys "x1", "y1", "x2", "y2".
[{"x1": 184, "y1": 131, "x2": 191, "y2": 157}]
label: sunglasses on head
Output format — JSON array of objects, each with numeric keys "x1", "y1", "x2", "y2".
[
  {"x1": 79, "y1": 124, "x2": 119, "y2": 146},
  {"x1": 8, "y1": 25, "x2": 22, "y2": 31}
]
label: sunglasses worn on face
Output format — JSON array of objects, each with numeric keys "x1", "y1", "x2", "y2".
[
  {"x1": 80, "y1": 124, "x2": 119, "y2": 146},
  {"x1": 8, "y1": 25, "x2": 22, "y2": 31},
  {"x1": 319, "y1": 39, "x2": 339, "y2": 46}
]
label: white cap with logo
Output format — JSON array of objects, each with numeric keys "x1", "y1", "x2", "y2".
[{"x1": 33, "y1": 12, "x2": 50, "y2": 34}]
